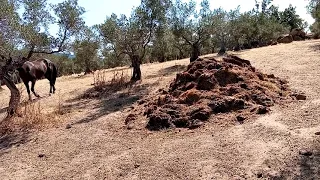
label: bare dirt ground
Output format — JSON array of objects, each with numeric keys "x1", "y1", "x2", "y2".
[{"x1": 1, "y1": 40, "x2": 320, "y2": 179}]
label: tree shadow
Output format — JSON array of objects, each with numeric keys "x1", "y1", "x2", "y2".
[
  {"x1": 295, "y1": 152, "x2": 320, "y2": 179},
  {"x1": 309, "y1": 43, "x2": 320, "y2": 52},
  {"x1": 276, "y1": 138, "x2": 320, "y2": 179},
  {"x1": 64, "y1": 80, "x2": 155, "y2": 125},
  {"x1": 146, "y1": 64, "x2": 187, "y2": 79},
  {"x1": 293, "y1": 141, "x2": 320, "y2": 179},
  {"x1": 0, "y1": 120, "x2": 31, "y2": 155}
]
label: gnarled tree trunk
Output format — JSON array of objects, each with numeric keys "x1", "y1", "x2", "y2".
[
  {"x1": 190, "y1": 43, "x2": 200, "y2": 63},
  {"x1": 131, "y1": 55, "x2": 141, "y2": 81},
  {"x1": 0, "y1": 67, "x2": 20, "y2": 118},
  {"x1": 3, "y1": 75, "x2": 20, "y2": 117}
]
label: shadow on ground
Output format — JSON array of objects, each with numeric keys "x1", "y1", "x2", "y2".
[
  {"x1": 0, "y1": 120, "x2": 31, "y2": 154},
  {"x1": 277, "y1": 138, "x2": 320, "y2": 179},
  {"x1": 309, "y1": 42, "x2": 320, "y2": 52},
  {"x1": 64, "y1": 80, "x2": 157, "y2": 125},
  {"x1": 146, "y1": 64, "x2": 187, "y2": 79}
]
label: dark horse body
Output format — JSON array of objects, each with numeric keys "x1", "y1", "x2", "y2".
[{"x1": 17, "y1": 58, "x2": 57, "y2": 100}]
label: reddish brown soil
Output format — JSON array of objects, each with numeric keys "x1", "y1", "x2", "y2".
[{"x1": 135, "y1": 55, "x2": 302, "y2": 130}]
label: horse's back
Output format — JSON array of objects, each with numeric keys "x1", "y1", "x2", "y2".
[{"x1": 18, "y1": 59, "x2": 47, "y2": 79}]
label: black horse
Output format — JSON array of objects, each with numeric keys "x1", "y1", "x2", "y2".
[{"x1": 16, "y1": 58, "x2": 57, "y2": 100}]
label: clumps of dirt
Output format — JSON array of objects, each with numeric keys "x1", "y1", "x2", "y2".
[{"x1": 132, "y1": 55, "x2": 304, "y2": 130}]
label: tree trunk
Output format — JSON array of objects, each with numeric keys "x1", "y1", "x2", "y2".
[
  {"x1": 218, "y1": 46, "x2": 226, "y2": 55},
  {"x1": 218, "y1": 41, "x2": 226, "y2": 56},
  {"x1": 211, "y1": 46, "x2": 215, "y2": 53},
  {"x1": 158, "y1": 54, "x2": 165, "y2": 63},
  {"x1": 131, "y1": 55, "x2": 141, "y2": 81},
  {"x1": 178, "y1": 49, "x2": 184, "y2": 59},
  {"x1": 84, "y1": 60, "x2": 92, "y2": 75},
  {"x1": 190, "y1": 43, "x2": 200, "y2": 63},
  {"x1": 84, "y1": 67, "x2": 92, "y2": 75},
  {"x1": 2, "y1": 75, "x2": 20, "y2": 118}
]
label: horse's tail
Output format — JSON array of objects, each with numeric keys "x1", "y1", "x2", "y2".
[{"x1": 43, "y1": 59, "x2": 57, "y2": 84}]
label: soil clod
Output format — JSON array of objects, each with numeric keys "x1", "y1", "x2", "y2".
[{"x1": 131, "y1": 56, "x2": 296, "y2": 130}]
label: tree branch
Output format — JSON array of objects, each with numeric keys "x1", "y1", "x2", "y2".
[
  {"x1": 181, "y1": 35, "x2": 193, "y2": 45},
  {"x1": 30, "y1": 27, "x2": 68, "y2": 56}
]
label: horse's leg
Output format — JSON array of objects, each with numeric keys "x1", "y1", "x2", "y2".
[
  {"x1": 47, "y1": 77, "x2": 52, "y2": 94},
  {"x1": 31, "y1": 80, "x2": 40, "y2": 98},
  {"x1": 52, "y1": 78, "x2": 56, "y2": 94},
  {"x1": 46, "y1": 76, "x2": 54, "y2": 95},
  {"x1": 49, "y1": 81, "x2": 55, "y2": 94},
  {"x1": 50, "y1": 71, "x2": 56, "y2": 94},
  {"x1": 24, "y1": 81, "x2": 32, "y2": 100}
]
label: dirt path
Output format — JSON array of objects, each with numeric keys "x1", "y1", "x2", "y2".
[{"x1": 1, "y1": 40, "x2": 320, "y2": 179}]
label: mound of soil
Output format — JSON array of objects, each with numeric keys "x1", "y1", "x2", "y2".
[{"x1": 133, "y1": 56, "x2": 303, "y2": 130}]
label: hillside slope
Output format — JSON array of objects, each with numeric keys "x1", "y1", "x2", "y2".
[{"x1": 1, "y1": 40, "x2": 320, "y2": 179}]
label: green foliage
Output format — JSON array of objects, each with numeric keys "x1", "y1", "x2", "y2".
[
  {"x1": 73, "y1": 26, "x2": 99, "y2": 73},
  {"x1": 0, "y1": 0, "x2": 313, "y2": 77},
  {"x1": 279, "y1": 5, "x2": 306, "y2": 30},
  {"x1": 308, "y1": 0, "x2": 320, "y2": 33},
  {"x1": 170, "y1": 0, "x2": 213, "y2": 61},
  {"x1": 0, "y1": 0, "x2": 87, "y2": 76},
  {"x1": 48, "y1": 53, "x2": 75, "y2": 76},
  {"x1": 99, "y1": 0, "x2": 171, "y2": 65},
  {"x1": 0, "y1": 0, "x2": 20, "y2": 58},
  {"x1": 0, "y1": 0, "x2": 86, "y2": 60}
]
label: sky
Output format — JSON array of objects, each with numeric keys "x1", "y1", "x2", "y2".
[{"x1": 48, "y1": 0, "x2": 314, "y2": 33}]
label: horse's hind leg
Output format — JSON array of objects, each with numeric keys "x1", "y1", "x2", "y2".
[
  {"x1": 31, "y1": 80, "x2": 40, "y2": 98},
  {"x1": 49, "y1": 82, "x2": 55, "y2": 94},
  {"x1": 24, "y1": 81, "x2": 32, "y2": 100},
  {"x1": 52, "y1": 80, "x2": 56, "y2": 94},
  {"x1": 51, "y1": 76, "x2": 56, "y2": 94}
]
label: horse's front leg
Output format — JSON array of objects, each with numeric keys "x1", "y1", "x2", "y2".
[
  {"x1": 24, "y1": 81, "x2": 32, "y2": 100},
  {"x1": 49, "y1": 83, "x2": 52, "y2": 94},
  {"x1": 31, "y1": 80, "x2": 40, "y2": 98}
]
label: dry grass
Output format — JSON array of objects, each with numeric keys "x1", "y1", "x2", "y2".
[
  {"x1": 2, "y1": 40, "x2": 320, "y2": 179},
  {"x1": 0, "y1": 97, "x2": 66, "y2": 136},
  {"x1": 92, "y1": 69, "x2": 131, "y2": 94}
]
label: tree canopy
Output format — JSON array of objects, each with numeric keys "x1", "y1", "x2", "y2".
[{"x1": 0, "y1": 0, "x2": 310, "y2": 80}]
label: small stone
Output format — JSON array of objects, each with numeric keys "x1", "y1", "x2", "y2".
[
  {"x1": 299, "y1": 149, "x2": 313, "y2": 156},
  {"x1": 257, "y1": 173, "x2": 263, "y2": 178},
  {"x1": 296, "y1": 94, "x2": 307, "y2": 100},
  {"x1": 315, "y1": 132, "x2": 320, "y2": 135},
  {"x1": 257, "y1": 106, "x2": 269, "y2": 114},
  {"x1": 137, "y1": 99, "x2": 146, "y2": 105},
  {"x1": 266, "y1": 170, "x2": 282, "y2": 179},
  {"x1": 66, "y1": 124, "x2": 72, "y2": 129},
  {"x1": 125, "y1": 114, "x2": 136, "y2": 125},
  {"x1": 134, "y1": 164, "x2": 140, "y2": 168},
  {"x1": 188, "y1": 120, "x2": 204, "y2": 129},
  {"x1": 236, "y1": 115, "x2": 245, "y2": 124},
  {"x1": 38, "y1": 153, "x2": 46, "y2": 158},
  {"x1": 240, "y1": 83, "x2": 248, "y2": 89},
  {"x1": 127, "y1": 124, "x2": 134, "y2": 130}
]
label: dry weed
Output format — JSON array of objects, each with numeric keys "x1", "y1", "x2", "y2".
[
  {"x1": 0, "y1": 95, "x2": 66, "y2": 135},
  {"x1": 54, "y1": 91, "x2": 65, "y2": 115},
  {"x1": 93, "y1": 70, "x2": 131, "y2": 93}
]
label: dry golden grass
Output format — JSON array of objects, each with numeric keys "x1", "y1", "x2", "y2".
[
  {"x1": 0, "y1": 93, "x2": 66, "y2": 136},
  {"x1": 93, "y1": 69, "x2": 131, "y2": 92},
  {"x1": 2, "y1": 40, "x2": 320, "y2": 179}
]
